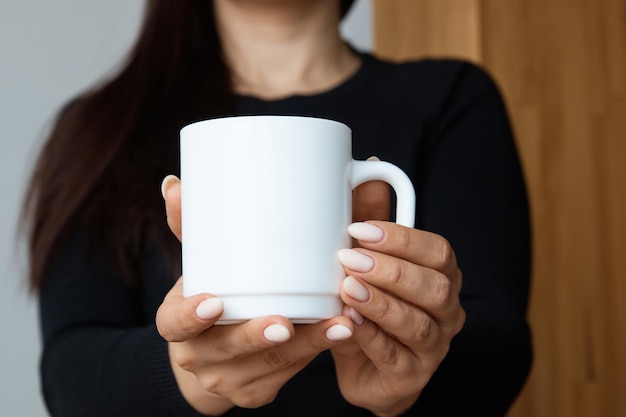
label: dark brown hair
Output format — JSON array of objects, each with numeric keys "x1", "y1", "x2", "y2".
[
  {"x1": 22, "y1": 0, "x2": 354, "y2": 290},
  {"x1": 23, "y1": 1, "x2": 234, "y2": 289}
]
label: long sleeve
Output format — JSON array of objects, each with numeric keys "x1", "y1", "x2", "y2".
[
  {"x1": 38, "y1": 232, "x2": 200, "y2": 417},
  {"x1": 408, "y1": 62, "x2": 532, "y2": 415}
]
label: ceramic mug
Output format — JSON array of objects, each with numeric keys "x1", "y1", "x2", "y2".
[{"x1": 180, "y1": 115, "x2": 416, "y2": 324}]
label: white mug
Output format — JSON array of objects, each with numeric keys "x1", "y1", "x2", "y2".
[{"x1": 180, "y1": 115, "x2": 416, "y2": 324}]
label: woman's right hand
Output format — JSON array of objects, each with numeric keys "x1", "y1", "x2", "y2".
[{"x1": 156, "y1": 176, "x2": 354, "y2": 415}]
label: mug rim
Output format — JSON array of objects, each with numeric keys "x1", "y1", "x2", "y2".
[{"x1": 180, "y1": 115, "x2": 351, "y2": 135}]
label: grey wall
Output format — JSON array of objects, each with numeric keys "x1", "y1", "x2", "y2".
[{"x1": 0, "y1": 1, "x2": 372, "y2": 416}]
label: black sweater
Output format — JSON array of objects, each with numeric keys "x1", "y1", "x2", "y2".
[{"x1": 39, "y1": 53, "x2": 532, "y2": 416}]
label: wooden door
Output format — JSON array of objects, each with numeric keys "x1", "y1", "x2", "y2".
[{"x1": 372, "y1": 0, "x2": 626, "y2": 416}]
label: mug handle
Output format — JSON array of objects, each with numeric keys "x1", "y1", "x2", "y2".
[{"x1": 351, "y1": 160, "x2": 416, "y2": 228}]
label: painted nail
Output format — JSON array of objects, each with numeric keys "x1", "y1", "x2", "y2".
[
  {"x1": 348, "y1": 222, "x2": 384, "y2": 243},
  {"x1": 348, "y1": 307, "x2": 365, "y2": 326},
  {"x1": 337, "y1": 248, "x2": 375, "y2": 272},
  {"x1": 326, "y1": 324, "x2": 353, "y2": 341},
  {"x1": 263, "y1": 324, "x2": 291, "y2": 343},
  {"x1": 195, "y1": 297, "x2": 224, "y2": 320},
  {"x1": 160, "y1": 175, "x2": 180, "y2": 200},
  {"x1": 343, "y1": 276, "x2": 370, "y2": 302}
]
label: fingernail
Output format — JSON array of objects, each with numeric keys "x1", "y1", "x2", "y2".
[
  {"x1": 348, "y1": 307, "x2": 365, "y2": 326},
  {"x1": 161, "y1": 175, "x2": 180, "y2": 200},
  {"x1": 263, "y1": 324, "x2": 291, "y2": 343},
  {"x1": 195, "y1": 297, "x2": 224, "y2": 320},
  {"x1": 338, "y1": 249, "x2": 374, "y2": 272},
  {"x1": 348, "y1": 222, "x2": 384, "y2": 243},
  {"x1": 326, "y1": 324, "x2": 353, "y2": 341},
  {"x1": 367, "y1": 156, "x2": 381, "y2": 161},
  {"x1": 343, "y1": 276, "x2": 370, "y2": 302}
]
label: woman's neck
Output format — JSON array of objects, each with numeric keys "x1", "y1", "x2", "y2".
[{"x1": 214, "y1": 0, "x2": 360, "y2": 100}]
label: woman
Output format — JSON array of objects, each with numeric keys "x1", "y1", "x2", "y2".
[{"x1": 23, "y1": 0, "x2": 532, "y2": 416}]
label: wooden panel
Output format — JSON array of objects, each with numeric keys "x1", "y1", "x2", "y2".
[
  {"x1": 373, "y1": 0, "x2": 482, "y2": 62},
  {"x1": 373, "y1": 0, "x2": 626, "y2": 416}
]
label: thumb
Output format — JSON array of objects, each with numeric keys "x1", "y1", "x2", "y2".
[
  {"x1": 161, "y1": 175, "x2": 182, "y2": 241},
  {"x1": 155, "y1": 277, "x2": 223, "y2": 342}
]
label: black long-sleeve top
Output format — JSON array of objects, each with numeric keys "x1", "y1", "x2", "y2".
[{"x1": 39, "y1": 53, "x2": 532, "y2": 416}]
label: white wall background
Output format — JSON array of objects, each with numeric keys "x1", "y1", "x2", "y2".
[{"x1": 0, "y1": 1, "x2": 372, "y2": 416}]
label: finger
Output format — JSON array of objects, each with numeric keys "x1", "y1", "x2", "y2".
[
  {"x1": 161, "y1": 175, "x2": 182, "y2": 241},
  {"x1": 207, "y1": 315, "x2": 354, "y2": 362},
  {"x1": 340, "y1": 276, "x2": 444, "y2": 349},
  {"x1": 186, "y1": 316, "x2": 295, "y2": 364},
  {"x1": 178, "y1": 317, "x2": 353, "y2": 408},
  {"x1": 348, "y1": 221, "x2": 462, "y2": 281},
  {"x1": 278, "y1": 316, "x2": 355, "y2": 361},
  {"x1": 335, "y1": 318, "x2": 419, "y2": 380},
  {"x1": 351, "y1": 320, "x2": 440, "y2": 393},
  {"x1": 156, "y1": 277, "x2": 223, "y2": 342},
  {"x1": 338, "y1": 248, "x2": 462, "y2": 322},
  {"x1": 352, "y1": 158, "x2": 391, "y2": 223},
  {"x1": 200, "y1": 360, "x2": 307, "y2": 409},
  {"x1": 184, "y1": 314, "x2": 354, "y2": 368},
  {"x1": 195, "y1": 348, "x2": 320, "y2": 409},
  {"x1": 355, "y1": 316, "x2": 452, "y2": 381}
]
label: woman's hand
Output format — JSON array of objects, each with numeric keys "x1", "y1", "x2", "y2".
[
  {"x1": 331, "y1": 180, "x2": 466, "y2": 417},
  {"x1": 157, "y1": 176, "x2": 355, "y2": 415}
]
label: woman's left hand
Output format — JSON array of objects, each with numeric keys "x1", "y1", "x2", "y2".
[{"x1": 331, "y1": 181, "x2": 466, "y2": 417}]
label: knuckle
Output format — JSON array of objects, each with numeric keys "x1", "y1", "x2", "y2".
[
  {"x1": 199, "y1": 373, "x2": 226, "y2": 394},
  {"x1": 169, "y1": 345, "x2": 194, "y2": 371},
  {"x1": 375, "y1": 294, "x2": 394, "y2": 320},
  {"x1": 372, "y1": 327, "x2": 401, "y2": 366},
  {"x1": 397, "y1": 226, "x2": 415, "y2": 251},
  {"x1": 413, "y1": 315, "x2": 433, "y2": 343},
  {"x1": 381, "y1": 341, "x2": 402, "y2": 366},
  {"x1": 386, "y1": 259, "x2": 405, "y2": 287},
  {"x1": 379, "y1": 379, "x2": 413, "y2": 400},
  {"x1": 210, "y1": 338, "x2": 238, "y2": 359},
  {"x1": 433, "y1": 273, "x2": 454, "y2": 308},
  {"x1": 232, "y1": 386, "x2": 278, "y2": 409},
  {"x1": 436, "y1": 237, "x2": 456, "y2": 270},
  {"x1": 262, "y1": 348, "x2": 288, "y2": 368},
  {"x1": 390, "y1": 301, "x2": 414, "y2": 340}
]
